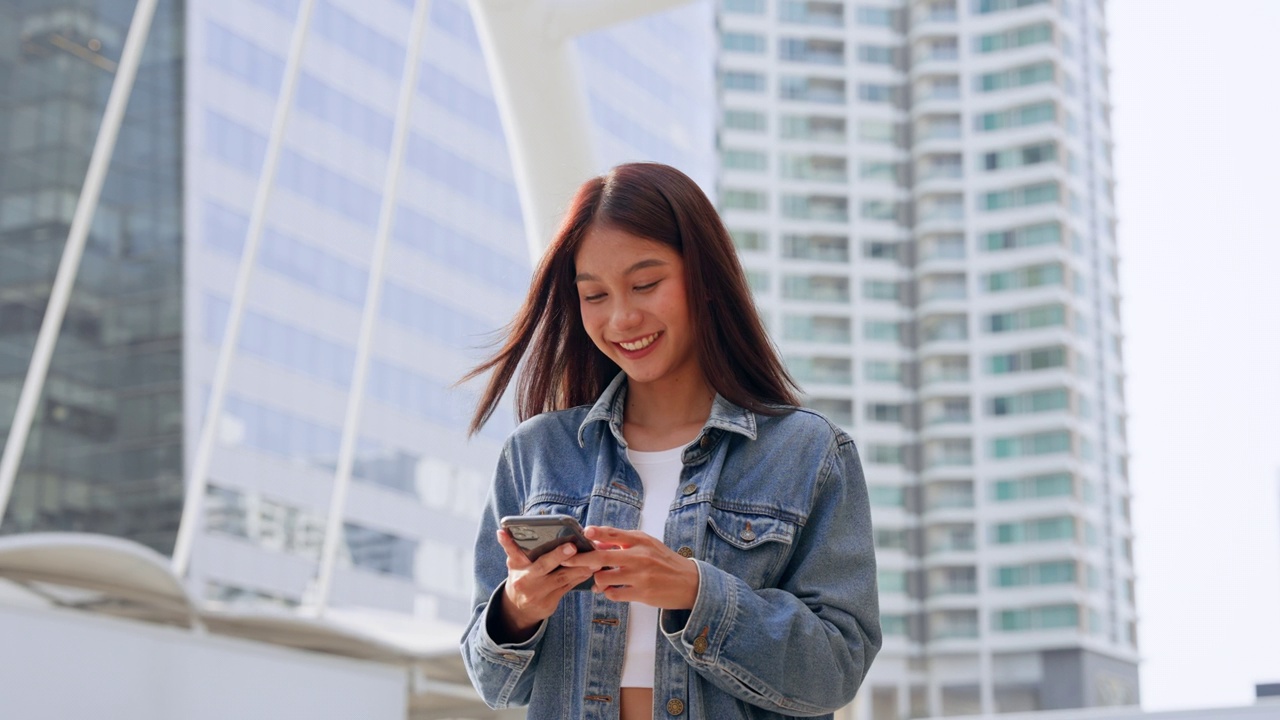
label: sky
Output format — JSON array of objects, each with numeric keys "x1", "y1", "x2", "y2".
[{"x1": 1108, "y1": 0, "x2": 1280, "y2": 711}]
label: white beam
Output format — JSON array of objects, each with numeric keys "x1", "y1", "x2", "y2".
[
  {"x1": 0, "y1": 0, "x2": 161, "y2": 528},
  {"x1": 311, "y1": 0, "x2": 433, "y2": 616},
  {"x1": 467, "y1": 0, "x2": 696, "y2": 264},
  {"x1": 170, "y1": 0, "x2": 318, "y2": 578}
]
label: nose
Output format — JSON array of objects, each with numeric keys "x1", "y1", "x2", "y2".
[{"x1": 610, "y1": 297, "x2": 643, "y2": 333}]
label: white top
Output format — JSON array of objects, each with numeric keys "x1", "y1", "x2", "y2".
[{"x1": 619, "y1": 444, "x2": 685, "y2": 689}]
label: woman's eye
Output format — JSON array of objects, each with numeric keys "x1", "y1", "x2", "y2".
[
  {"x1": 635, "y1": 281, "x2": 659, "y2": 292},
  {"x1": 582, "y1": 293, "x2": 606, "y2": 303}
]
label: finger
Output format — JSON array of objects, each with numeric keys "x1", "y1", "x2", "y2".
[
  {"x1": 560, "y1": 551, "x2": 611, "y2": 571},
  {"x1": 496, "y1": 529, "x2": 532, "y2": 568},
  {"x1": 584, "y1": 526, "x2": 654, "y2": 548},
  {"x1": 531, "y1": 541, "x2": 580, "y2": 575}
]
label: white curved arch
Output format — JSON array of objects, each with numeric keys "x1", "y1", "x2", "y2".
[{"x1": 468, "y1": 0, "x2": 697, "y2": 263}]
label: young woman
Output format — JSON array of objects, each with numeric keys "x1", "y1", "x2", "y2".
[{"x1": 460, "y1": 163, "x2": 880, "y2": 720}]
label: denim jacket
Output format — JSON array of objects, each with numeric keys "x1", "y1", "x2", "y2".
[{"x1": 461, "y1": 373, "x2": 881, "y2": 719}]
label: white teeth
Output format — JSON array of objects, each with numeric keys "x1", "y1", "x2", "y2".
[{"x1": 620, "y1": 332, "x2": 660, "y2": 351}]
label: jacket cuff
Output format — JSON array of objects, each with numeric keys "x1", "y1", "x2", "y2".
[
  {"x1": 476, "y1": 581, "x2": 547, "y2": 668},
  {"x1": 659, "y1": 559, "x2": 736, "y2": 666}
]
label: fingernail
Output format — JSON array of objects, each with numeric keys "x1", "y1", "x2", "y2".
[{"x1": 562, "y1": 544, "x2": 575, "y2": 556}]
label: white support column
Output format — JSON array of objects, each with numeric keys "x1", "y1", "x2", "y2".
[
  {"x1": 467, "y1": 0, "x2": 696, "y2": 264},
  {"x1": 311, "y1": 0, "x2": 433, "y2": 616},
  {"x1": 0, "y1": 0, "x2": 161, "y2": 529},
  {"x1": 170, "y1": 0, "x2": 318, "y2": 578}
]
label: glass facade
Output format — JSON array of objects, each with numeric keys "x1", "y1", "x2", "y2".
[
  {"x1": 0, "y1": 0, "x2": 714, "y2": 629},
  {"x1": 0, "y1": 0, "x2": 185, "y2": 553}
]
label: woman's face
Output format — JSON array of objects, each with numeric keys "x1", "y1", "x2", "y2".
[{"x1": 574, "y1": 224, "x2": 702, "y2": 390}]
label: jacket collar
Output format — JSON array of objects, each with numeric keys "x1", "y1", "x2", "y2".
[{"x1": 577, "y1": 372, "x2": 758, "y2": 448}]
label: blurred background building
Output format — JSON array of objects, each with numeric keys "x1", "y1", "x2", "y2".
[
  {"x1": 0, "y1": 0, "x2": 713, "y2": 625},
  {"x1": 715, "y1": 0, "x2": 1135, "y2": 716},
  {"x1": 0, "y1": 0, "x2": 1148, "y2": 717}
]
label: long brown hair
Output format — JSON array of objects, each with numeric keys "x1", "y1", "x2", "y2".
[{"x1": 463, "y1": 162, "x2": 799, "y2": 435}]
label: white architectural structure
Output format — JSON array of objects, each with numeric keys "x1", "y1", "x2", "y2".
[{"x1": 715, "y1": 0, "x2": 1133, "y2": 716}]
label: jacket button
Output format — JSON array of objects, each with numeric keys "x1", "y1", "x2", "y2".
[
  {"x1": 666, "y1": 698, "x2": 685, "y2": 716},
  {"x1": 699, "y1": 435, "x2": 710, "y2": 448},
  {"x1": 677, "y1": 546, "x2": 694, "y2": 558},
  {"x1": 681, "y1": 483, "x2": 697, "y2": 496},
  {"x1": 739, "y1": 528, "x2": 757, "y2": 542},
  {"x1": 692, "y1": 635, "x2": 709, "y2": 654}
]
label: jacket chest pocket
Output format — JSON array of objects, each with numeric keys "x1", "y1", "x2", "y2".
[
  {"x1": 704, "y1": 507, "x2": 797, "y2": 590},
  {"x1": 522, "y1": 498, "x2": 590, "y2": 526}
]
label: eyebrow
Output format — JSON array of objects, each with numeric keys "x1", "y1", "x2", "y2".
[{"x1": 574, "y1": 258, "x2": 668, "y2": 283}]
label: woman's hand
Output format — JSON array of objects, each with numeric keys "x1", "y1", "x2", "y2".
[
  {"x1": 492, "y1": 529, "x2": 597, "y2": 642},
  {"x1": 562, "y1": 526, "x2": 700, "y2": 610}
]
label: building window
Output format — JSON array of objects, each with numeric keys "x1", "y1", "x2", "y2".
[
  {"x1": 985, "y1": 303, "x2": 1067, "y2": 333},
  {"x1": 858, "y1": 118, "x2": 906, "y2": 145},
  {"x1": 866, "y1": 403, "x2": 902, "y2": 423},
  {"x1": 994, "y1": 604, "x2": 1080, "y2": 632},
  {"x1": 782, "y1": 274, "x2": 851, "y2": 302},
  {"x1": 724, "y1": 109, "x2": 768, "y2": 132},
  {"x1": 864, "y1": 360, "x2": 902, "y2": 383},
  {"x1": 992, "y1": 516, "x2": 1076, "y2": 545},
  {"x1": 982, "y1": 141, "x2": 1057, "y2": 171},
  {"x1": 855, "y1": 6, "x2": 898, "y2": 27},
  {"x1": 976, "y1": 22, "x2": 1053, "y2": 53},
  {"x1": 982, "y1": 181, "x2": 1060, "y2": 211},
  {"x1": 986, "y1": 345, "x2": 1068, "y2": 374},
  {"x1": 863, "y1": 240, "x2": 904, "y2": 261},
  {"x1": 867, "y1": 444, "x2": 905, "y2": 465},
  {"x1": 975, "y1": 100, "x2": 1057, "y2": 132},
  {"x1": 787, "y1": 355, "x2": 853, "y2": 385},
  {"x1": 781, "y1": 154, "x2": 849, "y2": 182},
  {"x1": 780, "y1": 114, "x2": 846, "y2": 143},
  {"x1": 864, "y1": 319, "x2": 901, "y2": 342},
  {"x1": 722, "y1": 188, "x2": 768, "y2": 211},
  {"x1": 858, "y1": 82, "x2": 903, "y2": 105},
  {"x1": 780, "y1": 76, "x2": 847, "y2": 104},
  {"x1": 730, "y1": 228, "x2": 768, "y2": 251},
  {"x1": 991, "y1": 472, "x2": 1074, "y2": 501},
  {"x1": 989, "y1": 430, "x2": 1073, "y2": 459},
  {"x1": 779, "y1": 37, "x2": 846, "y2": 65},
  {"x1": 981, "y1": 221, "x2": 1062, "y2": 251},
  {"x1": 783, "y1": 234, "x2": 849, "y2": 262},
  {"x1": 861, "y1": 199, "x2": 905, "y2": 223},
  {"x1": 783, "y1": 314, "x2": 852, "y2": 343},
  {"x1": 722, "y1": 30, "x2": 767, "y2": 53},
  {"x1": 745, "y1": 269, "x2": 771, "y2": 293},
  {"x1": 722, "y1": 148, "x2": 768, "y2": 171},
  {"x1": 977, "y1": 61, "x2": 1056, "y2": 93},
  {"x1": 857, "y1": 44, "x2": 900, "y2": 65},
  {"x1": 869, "y1": 485, "x2": 906, "y2": 507},
  {"x1": 724, "y1": 0, "x2": 766, "y2": 14},
  {"x1": 782, "y1": 194, "x2": 849, "y2": 222},
  {"x1": 976, "y1": 0, "x2": 1050, "y2": 15},
  {"x1": 807, "y1": 397, "x2": 854, "y2": 425},
  {"x1": 722, "y1": 70, "x2": 767, "y2": 93},
  {"x1": 863, "y1": 279, "x2": 901, "y2": 301},
  {"x1": 989, "y1": 387, "x2": 1069, "y2": 416},
  {"x1": 779, "y1": 0, "x2": 845, "y2": 26},
  {"x1": 984, "y1": 262, "x2": 1064, "y2": 292}
]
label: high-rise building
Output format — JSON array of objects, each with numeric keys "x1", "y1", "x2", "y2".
[
  {"x1": 0, "y1": 0, "x2": 714, "y2": 627},
  {"x1": 715, "y1": 0, "x2": 1135, "y2": 715}
]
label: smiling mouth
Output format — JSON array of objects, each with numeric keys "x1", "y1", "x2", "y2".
[{"x1": 617, "y1": 332, "x2": 662, "y2": 352}]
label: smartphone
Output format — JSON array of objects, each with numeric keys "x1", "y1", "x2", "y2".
[{"x1": 500, "y1": 514, "x2": 596, "y2": 591}]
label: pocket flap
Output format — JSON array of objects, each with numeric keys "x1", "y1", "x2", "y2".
[{"x1": 707, "y1": 507, "x2": 796, "y2": 550}]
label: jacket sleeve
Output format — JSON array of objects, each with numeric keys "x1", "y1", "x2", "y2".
[
  {"x1": 459, "y1": 438, "x2": 547, "y2": 709},
  {"x1": 660, "y1": 434, "x2": 882, "y2": 716}
]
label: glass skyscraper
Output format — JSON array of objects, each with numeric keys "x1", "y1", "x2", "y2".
[{"x1": 0, "y1": 0, "x2": 714, "y2": 628}]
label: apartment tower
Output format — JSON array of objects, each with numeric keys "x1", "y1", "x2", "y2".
[{"x1": 715, "y1": 0, "x2": 1136, "y2": 715}]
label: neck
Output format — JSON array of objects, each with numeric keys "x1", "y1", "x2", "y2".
[{"x1": 624, "y1": 373, "x2": 715, "y2": 432}]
